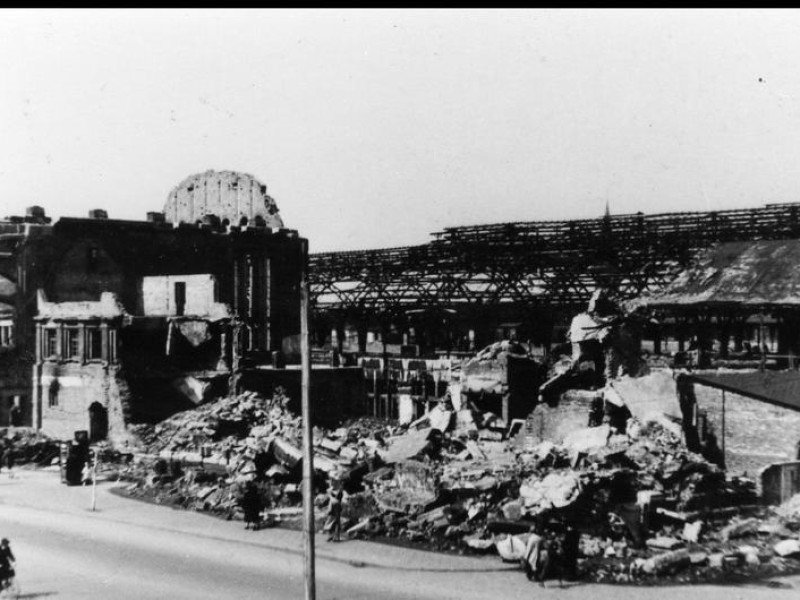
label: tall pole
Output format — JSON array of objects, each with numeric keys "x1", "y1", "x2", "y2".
[
  {"x1": 721, "y1": 390, "x2": 726, "y2": 467},
  {"x1": 91, "y1": 447, "x2": 98, "y2": 511},
  {"x1": 300, "y1": 244, "x2": 316, "y2": 600}
]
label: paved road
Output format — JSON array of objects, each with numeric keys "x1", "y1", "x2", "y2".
[{"x1": 0, "y1": 468, "x2": 798, "y2": 599}]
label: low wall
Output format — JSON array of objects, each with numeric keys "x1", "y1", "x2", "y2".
[
  {"x1": 693, "y1": 384, "x2": 800, "y2": 477},
  {"x1": 522, "y1": 390, "x2": 597, "y2": 446}
]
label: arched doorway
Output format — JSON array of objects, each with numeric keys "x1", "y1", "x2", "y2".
[{"x1": 88, "y1": 402, "x2": 108, "y2": 442}]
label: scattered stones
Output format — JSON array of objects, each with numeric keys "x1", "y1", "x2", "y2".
[{"x1": 118, "y1": 384, "x2": 800, "y2": 588}]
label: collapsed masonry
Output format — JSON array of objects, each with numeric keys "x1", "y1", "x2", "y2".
[{"x1": 120, "y1": 372, "x2": 800, "y2": 584}]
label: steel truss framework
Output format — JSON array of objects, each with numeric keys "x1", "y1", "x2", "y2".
[{"x1": 309, "y1": 203, "x2": 800, "y2": 335}]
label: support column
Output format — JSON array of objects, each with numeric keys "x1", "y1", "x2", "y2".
[
  {"x1": 101, "y1": 322, "x2": 109, "y2": 363},
  {"x1": 217, "y1": 329, "x2": 229, "y2": 371},
  {"x1": 32, "y1": 323, "x2": 43, "y2": 430},
  {"x1": 78, "y1": 323, "x2": 86, "y2": 364},
  {"x1": 357, "y1": 321, "x2": 368, "y2": 354},
  {"x1": 335, "y1": 320, "x2": 345, "y2": 354},
  {"x1": 264, "y1": 258, "x2": 272, "y2": 351},
  {"x1": 718, "y1": 317, "x2": 730, "y2": 359},
  {"x1": 733, "y1": 318, "x2": 744, "y2": 353}
]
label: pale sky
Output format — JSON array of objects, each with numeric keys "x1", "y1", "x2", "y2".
[{"x1": 3, "y1": 9, "x2": 800, "y2": 252}]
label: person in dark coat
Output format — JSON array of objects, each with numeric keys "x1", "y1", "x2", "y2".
[
  {"x1": 240, "y1": 482, "x2": 262, "y2": 531},
  {"x1": 326, "y1": 489, "x2": 344, "y2": 542},
  {"x1": 561, "y1": 525, "x2": 580, "y2": 581},
  {"x1": 0, "y1": 538, "x2": 15, "y2": 585}
]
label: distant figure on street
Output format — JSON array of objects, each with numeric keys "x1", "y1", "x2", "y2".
[
  {"x1": 326, "y1": 489, "x2": 344, "y2": 543},
  {"x1": 0, "y1": 538, "x2": 15, "y2": 588},
  {"x1": 4, "y1": 446, "x2": 14, "y2": 479},
  {"x1": 81, "y1": 461, "x2": 93, "y2": 486},
  {"x1": 240, "y1": 481, "x2": 262, "y2": 531}
]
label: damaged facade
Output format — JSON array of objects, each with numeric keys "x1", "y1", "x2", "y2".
[{"x1": 2, "y1": 170, "x2": 306, "y2": 442}]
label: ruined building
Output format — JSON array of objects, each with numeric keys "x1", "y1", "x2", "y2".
[
  {"x1": 309, "y1": 202, "x2": 800, "y2": 357},
  {"x1": 0, "y1": 170, "x2": 306, "y2": 442}
]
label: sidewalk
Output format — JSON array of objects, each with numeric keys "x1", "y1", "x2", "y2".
[
  {"x1": 4, "y1": 467, "x2": 800, "y2": 599},
  {"x1": 2, "y1": 468, "x2": 516, "y2": 575}
]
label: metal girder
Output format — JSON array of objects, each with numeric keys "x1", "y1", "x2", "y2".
[{"x1": 309, "y1": 203, "x2": 800, "y2": 320}]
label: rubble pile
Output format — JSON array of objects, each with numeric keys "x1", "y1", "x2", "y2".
[
  {"x1": 121, "y1": 389, "x2": 398, "y2": 524},
  {"x1": 120, "y1": 386, "x2": 800, "y2": 585},
  {"x1": 0, "y1": 427, "x2": 59, "y2": 466}
]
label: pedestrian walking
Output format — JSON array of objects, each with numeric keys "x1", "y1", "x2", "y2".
[
  {"x1": 240, "y1": 481, "x2": 262, "y2": 531},
  {"x1": 326, "y1": 489, "x2": 344, "y2": 542},
  {"x1": 4, "y1": 446, "x2": 14, "y2": 479},
  {"x1": 0, "y1": 538, "x2": 16, "y2": 591}
]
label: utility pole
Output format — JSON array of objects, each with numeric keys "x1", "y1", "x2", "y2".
[
  {"x1": 300, "y1": 243, "x2": 316, "y2": 600},
  {"x1": 91, "y1": 447, "x2": 98, "y2": 511}
]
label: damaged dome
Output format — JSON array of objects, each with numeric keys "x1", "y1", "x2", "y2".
[{"x1": 164, "y1": 170, "x2": 284, "y2": 229}]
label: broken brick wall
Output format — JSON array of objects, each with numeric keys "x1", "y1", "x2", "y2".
[
  {"x1": 612, "y1": 370, "x2": 682, "y2": 422},
  {"x1": 140, "y1": 274, "x2": 224, "y2": 318},
  {"x1": 525, "y1": 391, "x2": 595, "y2": 446},
  {"x1": 39, "y1": 362, "x2": 130, "y2": 443},
  {"x1": 694, "y1": 385, "x2": 800, "y2": 476},
  {"x1": 0, "y1": 351, "x2": 31, "y2": 426}
]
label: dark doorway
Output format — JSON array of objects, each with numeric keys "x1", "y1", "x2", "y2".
[
  {"x1": 174, "y1": 281, "x2": 186, "y2": 316},
  {"x1": 89, "y1": 402, "x2": 108, "y2": 442}
]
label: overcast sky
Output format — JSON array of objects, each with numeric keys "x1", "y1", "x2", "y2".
[{"x1": 3, "y1": 9, "x2": 800, "y2": 252}]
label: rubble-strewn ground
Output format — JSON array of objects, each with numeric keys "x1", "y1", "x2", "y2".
[
  {"x1": 1, "y1": 427, "x2": 60, "y2": 466},
  {"x1": 111, "y1": 387, "x2": 800, "y2": 586}
]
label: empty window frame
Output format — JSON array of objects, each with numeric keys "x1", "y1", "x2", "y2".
[
  {"x1": 174, "y1": 281, "x2": 186, "y2": 316},
  {"x1": 0, "y1": 321, "x2": 12, "y2": 347},
  {"x1": 44, "y1": 328, "x2": 58, "y2": 358},
  {"x1": 64, "y1": 326, "x2": 80, "y2": 359},
  {"x1": 86, "y1": 327, "x2": 103, "y2": 360}
]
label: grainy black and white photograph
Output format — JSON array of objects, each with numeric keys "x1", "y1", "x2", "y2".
[{"x1": 3, "y1": 7, "x2": 800, "y2": 599}]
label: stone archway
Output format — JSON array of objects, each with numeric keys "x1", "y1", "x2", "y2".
[{"x1": 88, "y1": 402, "x2": 108, "y2": 442}]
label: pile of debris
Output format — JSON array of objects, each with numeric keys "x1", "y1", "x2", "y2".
[
  {"x1": 0, "y1": 427, "x2": 59, "y2": 466},
  {"x1": 119, "y1": 386, "x2": 800, "y2": 585},
  {"x1": 121, "y1": 389, "x2": 397, "y2": 524}
]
